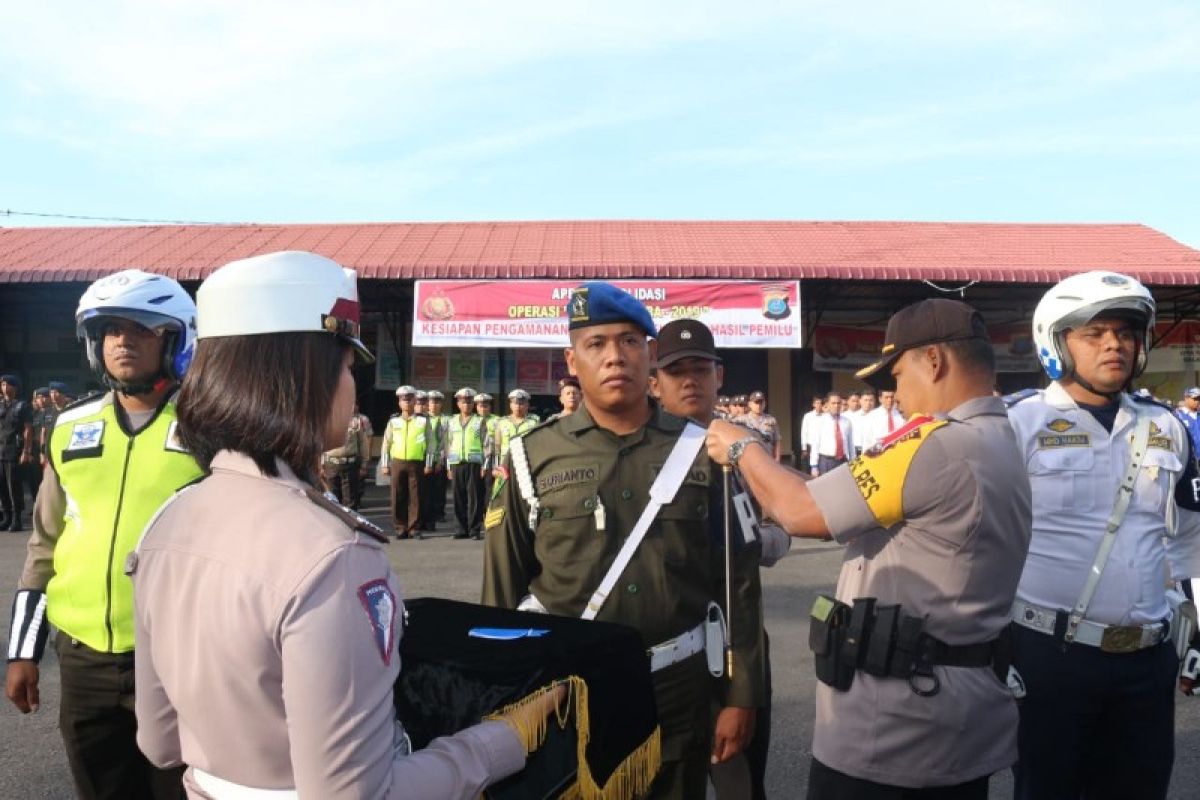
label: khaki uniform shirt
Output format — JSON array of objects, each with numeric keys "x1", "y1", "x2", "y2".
[
  {"x1": 323, "y1": 413, "x2": 371, "y2": 461},
  {"x1": 806, "y1": 396, "x2": 1032, "y2": 787},
  {"x1": 132, "y1": 451, "x2": 524, "y2": 798},
  {"x1": 481, "y1": 403, "x2": 765, "y2": 736}
]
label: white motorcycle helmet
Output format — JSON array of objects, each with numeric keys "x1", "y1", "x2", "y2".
[
  {"x1": 1032, "y1": 270, "x2": 1155, "y2": 382},
  {"x1": 76, "y1": 270, "x2": 198, "y2": 388},
  {"x1": 196, "y1": 251, "x2": 373, "y2": 363}
]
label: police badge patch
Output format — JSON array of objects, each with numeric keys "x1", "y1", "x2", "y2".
[
  {"x1": 68, "y1": 420, "x2": 104, "y2": 450},
  {"x1": 164, "y1": 421, "x2": 188, "y2": 453},
  {"x1": 358, "y1": 579, "x2": 397, "y2": 665}
]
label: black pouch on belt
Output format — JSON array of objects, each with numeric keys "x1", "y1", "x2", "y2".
[{"x1": 809, "y1": 594, "x2": 854, "y2": 691}]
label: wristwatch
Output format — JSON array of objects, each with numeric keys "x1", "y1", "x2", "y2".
[{"x1": 726, "y1": 436, "x2": 761, "y2": 467}]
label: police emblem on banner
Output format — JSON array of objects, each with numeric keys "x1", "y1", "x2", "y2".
[
  {"x1": 760, "y1": 284, "x2": 792, "y2": 320},
  {"x1": 358, "y1": 579, "x2": 397, "y2": 665}
]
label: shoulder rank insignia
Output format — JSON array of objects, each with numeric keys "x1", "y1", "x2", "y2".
[
  {"x1": 305, "y1": 488, "x2": 389, "y2": 543},
  {"x1": 1003, "y1": 388, "x2": 1039, "y2": 408}
]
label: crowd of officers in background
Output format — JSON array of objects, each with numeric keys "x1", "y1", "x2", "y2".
[
  {"x1": 322, "y1": 376, "x2": 791, "y2": 544},
  {"x1": 0, "y1": 378, "x2": 73, "y2": 533}
]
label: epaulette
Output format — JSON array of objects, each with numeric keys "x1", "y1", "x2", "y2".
[
  {"x1": 304, "y1": 488, "x2": 389, "y2": 544},
  {"x1": 60, "y1": 390, "x2": 105, "y2": 413},
  {"x1": 1131, "y1": 393, "x2": 1175, "y2": 413},
  {"x1": 51, "y1": 391, "x2": 110, "y2": 428},
  {"x1": 1003, "y1": 388, "x2": 1039, "y2": 408}
]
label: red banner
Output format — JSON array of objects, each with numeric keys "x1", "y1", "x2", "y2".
[
  {"x1": 412, "y1": 280, "x2": 802, "y2": 348},
  {"x1": 812, "y1": 323, "x2": 1039, "y2": 374}
]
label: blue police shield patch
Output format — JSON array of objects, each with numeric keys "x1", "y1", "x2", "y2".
[
  {"x1": 68, "y1": 420, "x2": 104, "y2": 450},
  {"x1": 357, "y1": 579, "x2": 397, "y2": 665}
]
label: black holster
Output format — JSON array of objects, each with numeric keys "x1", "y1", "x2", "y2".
[
  {"x1": 809, "y1": 595, "x2": 1011, "y2": 696},
  {"x1": 809, "y1": 594, "x2": 855, "y2": 691}
]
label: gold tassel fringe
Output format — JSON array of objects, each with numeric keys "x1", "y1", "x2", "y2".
[{"x1": 486, "y1": 675, "x2": 662, "y2": 799}]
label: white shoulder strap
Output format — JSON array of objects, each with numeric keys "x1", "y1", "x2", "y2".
[
  {"x1": 1065, "y1": 406, "x2": 1154, "y2": 643},
  {"x1": 509, "y1": 435, "x2": 540, "y2": 529},
  {"x1": 582, "y1": 422, "x2": 707, "y2": 621}
]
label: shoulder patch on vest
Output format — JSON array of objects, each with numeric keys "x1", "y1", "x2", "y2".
[
  {"x1": 164, "y1": 420, "x2": 188, "y2": 453},
  {"x1": 304, "y1": 488, "x2": 389, "y2": 543}
]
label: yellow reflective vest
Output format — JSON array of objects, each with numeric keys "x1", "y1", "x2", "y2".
[
  {"x1": 46, "y1": 391, "x2": 203, "y2": 653},
  {"x1": 385, "y1": 414, "x2": 431, "y2": 463},
  {"x1": 446, "y1": 415, "x2": 485, "y2": 465},
  {"x1": 493, "y1": 414, "x2": 540, "y2": 464}
]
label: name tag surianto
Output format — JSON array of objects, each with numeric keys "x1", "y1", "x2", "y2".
[{"x1": 536, "y1": 465, "x2": 600, "y2": 494}]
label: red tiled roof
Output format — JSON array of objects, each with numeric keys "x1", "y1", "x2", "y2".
[{"x1": 0, "y1": 220, "x2": 1197, "y2": 285}]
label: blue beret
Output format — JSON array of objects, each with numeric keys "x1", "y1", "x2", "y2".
[
  {"x1": 34, "y1": 386, "x2": 50, "y2": 397},
  {"x1": 0, "y1": 374, "x2": 20, "y2": 387},
  {"x1": 566, "y1": 282, "x2": 657, "y2": 338},
  {"x1": 48, "y1": 381, "x2": 70, "y2": 393}
]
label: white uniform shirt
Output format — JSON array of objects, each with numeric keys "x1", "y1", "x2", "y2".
[
  {"x1": 861, "y1": 406, "x2": 906, "y2": 451},
  {"x1": 809, "y1": 413, "x2": 855, "y2": 467},
  {"x1": 1009, "y1": 382, "x2": 1200, "y2": 627},
  {"x1": 844, "y1": 409, "x2": 866, "y2": 451},
  {"x1": 799, "y1": 410, "x2": 824, "y2": 452}
]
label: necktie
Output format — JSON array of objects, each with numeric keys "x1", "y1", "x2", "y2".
[
  {"x1": 887, "y1": 412, "x2": 895, "y2": 433},
  {"x1": 834, "y1": 416, "x2": 844, "y2": 460}
]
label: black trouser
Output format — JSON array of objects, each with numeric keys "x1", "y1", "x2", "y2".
[
  {"x1": 322, "y1": 458, "x2": 362, "y2": 509},
  {"x1": 745, "y1": 631, "x2": 772, "y2": 800},
  {"x1": 23, "y1": 459, "x2": 43, "y2": 508},
  {"x1": 0, "y1": 459, "x2": 22, "y2": 520},
  {"x1": 808, "y1": 759, "x2": 988, "y2": 800},
  {"x1": 56, "y1": 636, "x2": 185, "y2": 800},
  {"x1": 816, "y1": 455, "x2": 847, "y2": 474},
  {"x1": 421, "y1": 468, "x2": 445, "y2": 527},
  {"x1": 1012, "y1": 623, "x2": 1177, "y2": 800},
  {"x1": 451, "y1": 462, "x2": 484, "y2": 535}
]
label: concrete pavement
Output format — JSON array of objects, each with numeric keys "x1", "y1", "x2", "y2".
[{"x1": 3, "y1": 484, "x2": 1199, "y2": 798}]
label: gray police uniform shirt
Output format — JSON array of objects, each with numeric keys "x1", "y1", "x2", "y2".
[
  {"x1": 806, "y1": 395, "x2": 1032, "y2": 787},
  {"x1": 132, "y1": 450, "x2": 524, "y2": 799},
  {"x1": 1009, "y1": 382, "x2": 1200, "y2": 626}
]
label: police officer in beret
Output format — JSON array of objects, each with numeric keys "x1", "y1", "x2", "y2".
[
  {"x1": 0, "y1": 374, "x2": 33, "y2": 531},
  {"x1": 707, "y1": 298, "x2": 1031, "y2": 798},
  {"x1": 482, "y1": 282, "x2": 766, "y2": 799}
]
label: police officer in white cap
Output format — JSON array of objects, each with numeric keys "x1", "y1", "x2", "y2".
[
  {"x1": 488, "y1": 389, "x2": 540, "y2": 484},
  {"x1": 445, "y1": 387, "x2": 487, "y2": 538},
  {"x1": 1009, "y1": 270, "x2": 1200, "y2": 799},
  {"x1": 129, "y1": 251, "x2": 553, "y2": 798}
]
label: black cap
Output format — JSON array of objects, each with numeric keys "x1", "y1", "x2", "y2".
[
  {"x1": 855, "y1": 299, "x2": 989, "y2": 388},
  {"x1": 654, "y1": 319, "x2": 720, "y2": 368}
]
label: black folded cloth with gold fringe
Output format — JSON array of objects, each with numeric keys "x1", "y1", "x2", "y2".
[{"x1": 395, "y1": 597, "x2": 661, "y2": 800}]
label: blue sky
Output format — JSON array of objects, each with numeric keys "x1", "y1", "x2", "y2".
[{"x1": 2, "y1": 2, "x2": 1198, "y2": 246}]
